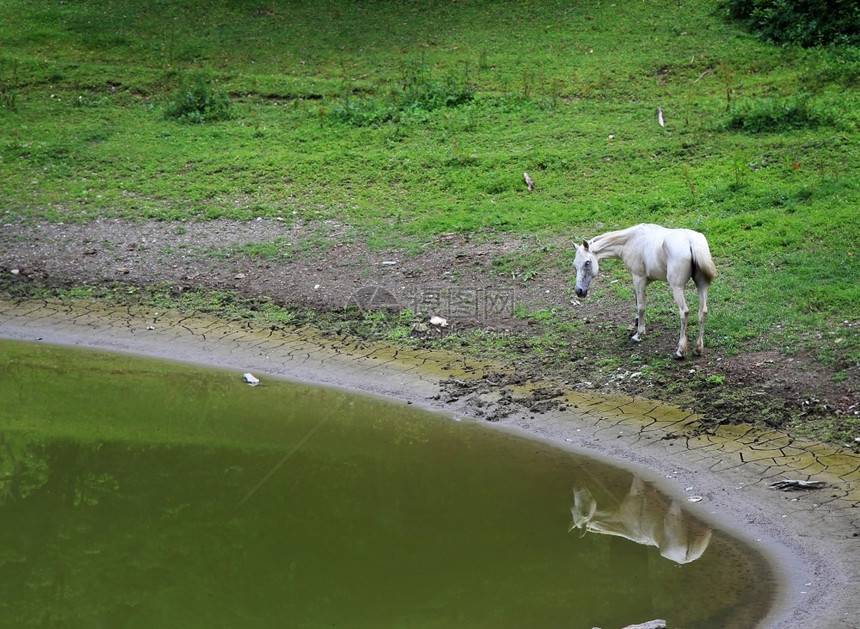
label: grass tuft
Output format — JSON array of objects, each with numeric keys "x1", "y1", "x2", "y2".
[{"x1": 164, "y1": 72, "x2": 234, "y2": 124}]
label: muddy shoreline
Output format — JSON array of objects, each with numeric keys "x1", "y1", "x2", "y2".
[
  {"x1": 3, "y1": 217, "x2": 858, "y2": 441},
  {"x1": 1, "y1": 298, "x2": 858, "y2": 629}
]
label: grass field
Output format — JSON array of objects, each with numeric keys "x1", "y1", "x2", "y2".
[{"x1": 1, "y1": 0, "x2": 859, "y2": 438}]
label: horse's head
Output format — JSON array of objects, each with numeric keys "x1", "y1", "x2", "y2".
[{"x1": 573, "y1": 240, "x2": 599, "y2": 298}]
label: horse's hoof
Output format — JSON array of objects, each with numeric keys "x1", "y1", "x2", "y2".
[{"x1": 673, "y1": 351, "x2": 685, "y2": 360}]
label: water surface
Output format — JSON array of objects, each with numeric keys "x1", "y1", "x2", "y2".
[{"x1": 0, "y1": 340, "x2": 775, "y2": 628}]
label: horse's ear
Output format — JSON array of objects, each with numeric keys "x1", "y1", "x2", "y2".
[{"x1": 582, "y1": 240, "x2": 590, "y2": 252}]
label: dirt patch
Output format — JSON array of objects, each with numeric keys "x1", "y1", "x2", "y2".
[{"x1": 1, "y1": 217, "x2": 858, "y2": 448}]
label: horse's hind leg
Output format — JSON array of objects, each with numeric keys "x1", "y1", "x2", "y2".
[
  {"x1": 670, "y1": 285, "x2": 690, "y2": 359},
  {"x1": 694, "y1": 281, "x2": 709, "y2": 356}
]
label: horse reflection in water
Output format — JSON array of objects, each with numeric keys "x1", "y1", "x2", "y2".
[{"x1": 569, "y1": 476, "x2": 712, "y2": 565}]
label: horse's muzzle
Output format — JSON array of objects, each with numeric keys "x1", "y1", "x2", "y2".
[{"x1": 575, "y1": 287, "x2": 588, "y2": 298}]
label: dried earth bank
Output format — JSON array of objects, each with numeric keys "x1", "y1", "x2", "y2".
[{"x1": 1, "y1": 217, "x2": 858, "y2": 442}]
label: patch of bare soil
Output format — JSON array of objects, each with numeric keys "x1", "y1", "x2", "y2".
[{"x1": 2, "y1": 217, "x2": 858, "y2": 447}]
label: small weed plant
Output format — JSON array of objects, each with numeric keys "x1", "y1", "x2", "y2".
[{"x1": 164, "y1": 73, "x2": 234, "y2": 124}]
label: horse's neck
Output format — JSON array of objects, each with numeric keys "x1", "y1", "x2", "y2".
[{"x1": 590, "y1": 228, "x2": 635, "y2": 260}]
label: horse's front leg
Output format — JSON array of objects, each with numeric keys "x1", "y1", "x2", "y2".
[
  {"x1": 671, "y1": 285, "x2": 690, "y2": 359},
  {"x1": 630, "y1": 275, "x2": 648, "y2": 343}
]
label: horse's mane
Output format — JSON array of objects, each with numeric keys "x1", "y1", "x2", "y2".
[{"x1": 589, "y1": 225, "x2": 639, "y2": 257}]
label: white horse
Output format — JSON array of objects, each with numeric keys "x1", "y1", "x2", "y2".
[{"x1": 573, "y1": 223, "x2": 716, "y2": 359}]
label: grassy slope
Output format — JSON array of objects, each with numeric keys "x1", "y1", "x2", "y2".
[{"x1": 1, "y1": 0, "x2": 858, "y2": 432}]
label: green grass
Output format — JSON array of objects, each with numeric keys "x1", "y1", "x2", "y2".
[{"x1": 1, "y1": 0, "x2": 859, "y2": 372}]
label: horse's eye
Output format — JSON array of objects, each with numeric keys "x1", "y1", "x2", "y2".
[{"x1": 584, "y1": 261, "x2": 591, "y2": 269}]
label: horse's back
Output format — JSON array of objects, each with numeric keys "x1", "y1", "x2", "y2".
[{"x1": 641, "y1": 225, "x2": 715, "y2": 286}]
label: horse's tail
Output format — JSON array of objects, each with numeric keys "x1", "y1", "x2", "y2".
[{"x1": 690, "y1": 233, "x2": 716, "y2": 285}]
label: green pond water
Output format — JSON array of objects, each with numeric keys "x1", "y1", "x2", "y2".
[{"x1": 0, "y1": 340, "x2": 775, "y2": 628}]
